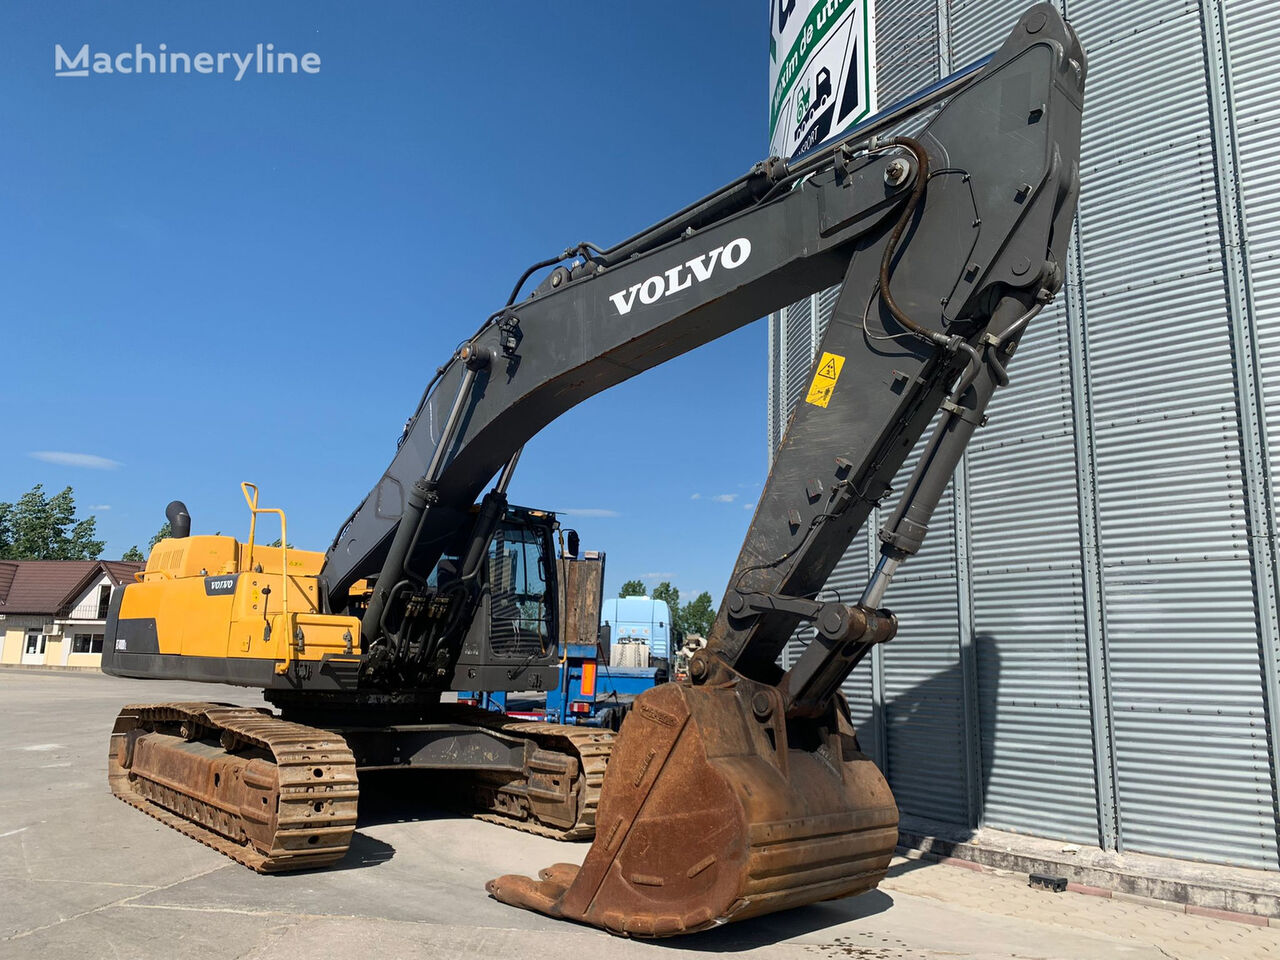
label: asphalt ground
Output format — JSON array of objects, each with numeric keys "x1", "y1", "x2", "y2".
[{"x1": 2, "y1": 668, "x2": 1277, "y2": 959}]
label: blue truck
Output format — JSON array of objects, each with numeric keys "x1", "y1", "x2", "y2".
[{"x1": 600, "y1": 595, "x2": 673, "y2": 663}]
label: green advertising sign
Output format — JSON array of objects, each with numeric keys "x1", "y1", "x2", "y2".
[{"x1": 768, "y1": 0, "x2": 875, "y2": 160}]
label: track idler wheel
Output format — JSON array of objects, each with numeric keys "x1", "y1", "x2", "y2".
[{"x1": 487, "y1": 658, "x2": 898, "y2": 937}]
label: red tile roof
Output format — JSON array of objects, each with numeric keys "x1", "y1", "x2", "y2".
[
  {"x1": 100, "y1": 561, "x2": 144, "y2": 587},
  {"x1": 0, "y1": 560, "x2": 143, "y2": 615}
]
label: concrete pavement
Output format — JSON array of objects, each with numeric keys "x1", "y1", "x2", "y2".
[{"x1": 2, "y1": 669, "x2": 1277, "y2": 959}]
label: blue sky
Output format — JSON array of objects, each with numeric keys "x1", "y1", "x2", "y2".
[{"x1": 0, "y1": 2, "x2": 769, "y2": 604}]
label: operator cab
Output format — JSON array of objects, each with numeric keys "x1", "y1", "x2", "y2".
[{"x1": 441, "y1": 505, "x2": 562, "y2": 693}]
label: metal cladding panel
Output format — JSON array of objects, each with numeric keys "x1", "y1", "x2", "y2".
[
  {"x1": 969, "y1": 306, "x2": 1079, "y2": 570},
  {"x1": 969, "y1": 433, "x2": 1080, "y2": 568},
  {"x1": 1105, "y1": 561, "x2": 1277, "y2": 868},
  {"x1": 1085, "y1": 282, "x2": 1239, "y2": 415},
  {"x1": 949, "y1": 0, "x2": 1042, "y2": 66},
  {"x1": 1074, "y1": 14, "x2": 1210, "y2": 172},
  {"x1": 815, "y1": 284, "x2": 842, "y2": 340},
  {"x1": 972, "y1": 572, "x2": 1095, "y2": 840},
  {"x1": 875, "y1": 0, "x2": 941, "y2": 104},
  {"x1": 768, "y1": 311, "x2": 783, "y2": 456},
  {"x1": 1226, "y1": 0, "x2": 1280, "y2": 534},
  {"x1": 1092, "y1": 404, "x2": 1248, "y2": 562},
  {"x1": 1068, "y1": 0, "x2": 1196, "y2": 26},
  {"x1": 882, "y1": 569, "x2": 968, "y2": 825},
  {"x1": 783, "y1": 297, "x2": 815, "y2": 414},
  {"x1": 1074, "y1": 2, "x2": 1276, "y2": 866},
  {"x1": 966, "y1": 305, "x2": 1099, "y2": 842}
]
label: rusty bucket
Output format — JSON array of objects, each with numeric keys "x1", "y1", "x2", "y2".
[{"x1": 487, "y1": 658, "x2": 898, "y2": 937}]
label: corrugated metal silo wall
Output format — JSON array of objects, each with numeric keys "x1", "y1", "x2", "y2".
[
  {"x1": 767, "y1": 0, "x2": 1280, "y2": 868},
  {"x1": 952, "y1": 0, "x2": 1101, "y2": 849}
]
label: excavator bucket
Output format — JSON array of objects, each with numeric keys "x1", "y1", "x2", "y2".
[{"x1": 488, "y1": 659, "x2": 897, "y2": 937}]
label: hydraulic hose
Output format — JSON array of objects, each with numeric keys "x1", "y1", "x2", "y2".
[{"x1": 875, "y1": 136, "x2": 949, "y2": 348}]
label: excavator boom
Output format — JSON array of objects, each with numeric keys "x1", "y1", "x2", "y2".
[{"x1": 488, "y1": 4, "x2": 1084, "y2": 934}]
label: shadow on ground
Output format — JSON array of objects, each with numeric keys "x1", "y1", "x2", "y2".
[
  {"x1": 323, "y1": 770, "x2": 482, "y2": 870},
  {"x1": 353, "y1": 770, "x2": 464, "y2": 827},
  {"x1": 653, "y1": 890, "x2": 895, "y2": 952},
  {"x1": 326, "y1": 831, "x2": 399, "y2": 870},
  {"x1": 884, "y1": 855, "x2": 941, "y2": 879}
]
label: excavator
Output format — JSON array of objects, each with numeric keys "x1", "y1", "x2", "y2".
[{"x1": 102, "y1": 4, "x2": 1084, "y2": 938}]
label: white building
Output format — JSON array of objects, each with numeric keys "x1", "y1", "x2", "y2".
[{"x1": 0, "y1": 560, "x2": 142, "y2": 668}]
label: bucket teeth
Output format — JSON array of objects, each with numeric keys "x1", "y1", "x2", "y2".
[{"x1": 538, "y1": 862, "x2": 581, "y2": 886}]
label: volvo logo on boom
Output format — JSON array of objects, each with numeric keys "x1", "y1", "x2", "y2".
[{"x1": 608, "y1": 237, "x2": 752, "y2": 316}]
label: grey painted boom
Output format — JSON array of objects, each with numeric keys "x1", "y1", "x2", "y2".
[{"x1": 322, "y1": 4, "x2": 1085, "y2": 693}]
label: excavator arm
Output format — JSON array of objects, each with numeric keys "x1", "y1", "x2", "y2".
[{"x1": 326, "y1": 3, "x2": 1084, "y2": 729}]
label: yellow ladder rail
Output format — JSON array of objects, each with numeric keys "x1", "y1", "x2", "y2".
[{"x1": 240, "y1": 483, "x2": 296, "y2": 674}]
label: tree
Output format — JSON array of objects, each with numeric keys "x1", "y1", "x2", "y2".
[
  {"x1": 0, "y1": 484, "x2": 105, "y2": 560},
  {"x1": 651, "y1": 581, "x2": 680, "y2": 631},
  {"x1": 121, "y1": 545, "x2": 146, "y2": 562},
  {"x1": 679, "y1": 591, "x2": 715, "y2": 637},
  {"x1": 619, "y1": 579, "x2": 647, "y2": 598},
  {"x1": 148, "y1": 521, "x2": 172, "y2": 549}
]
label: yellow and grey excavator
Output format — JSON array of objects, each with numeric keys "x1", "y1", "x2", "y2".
[{"x1": 103, "y1": 5, "x2": 1084, "y2": 937}]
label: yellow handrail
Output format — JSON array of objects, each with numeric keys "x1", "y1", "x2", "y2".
[
  {"x1": 241, "y1": 482, "x2": 260, "y2": 573},
  {"x1": 240, "y1": 482, "x2": 294, "y2": 673}
]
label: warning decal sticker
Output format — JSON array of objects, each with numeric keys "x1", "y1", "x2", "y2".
[{"x1": 805, "y1": 351, "x2": 846, "y2": 408}]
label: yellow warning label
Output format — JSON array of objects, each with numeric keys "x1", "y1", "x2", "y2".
[{"x1": 805, "y1": 351, "x2": 845, "y2": 408}]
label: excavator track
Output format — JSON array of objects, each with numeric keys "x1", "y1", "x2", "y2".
[
  {"x1": 108, "y1": 702, "x2": 359, "y2": 873},
  {"x1": 109, "y1": 700, "x2": 616, "y2": 872},
  {"x1": 432, "y1": 705, "x2": 615, "y2": 840}
]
